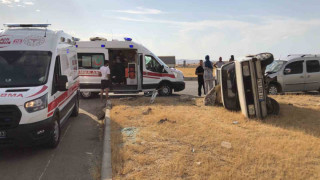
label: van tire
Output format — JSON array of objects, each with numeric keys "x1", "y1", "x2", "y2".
[
  {"x1": 267, "y1": 97, "x2": 280, "y2": 115},
  {"x1": 80, "y1": 92, "x2": 93, "y2": 99},
  {"x1": 158, "y1": 83, "x2": 172, "y2": 96},
  {"x1": 71, "y1": 94, "x2": 79, "y2": 117},
  {"x1": 46, "y1": 114, "x2": 61, "y2": 148},
  {"x1": 268, "y1": 84, "x2": 279, "y2": 95}
]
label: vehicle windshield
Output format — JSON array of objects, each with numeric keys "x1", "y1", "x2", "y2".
[
  {"x1": 265, "y1": 60, "x2": 286, "y2": 73},
  {"x1": 0, "y1": 51, "x2": 52, "y2": 87}
]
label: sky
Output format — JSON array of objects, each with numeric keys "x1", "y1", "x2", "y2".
[{"x1": 0, "y1": 0, "x2": 320, "y2": 60}]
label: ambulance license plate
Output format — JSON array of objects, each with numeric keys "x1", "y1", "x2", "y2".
[{"x1": 0, "y1": 131, "x2": 7, "y2": 138}]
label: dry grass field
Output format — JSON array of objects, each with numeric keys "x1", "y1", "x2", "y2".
[
  {"x1": 110, "y1": 94, "x2": 320, "y2": 180},
  {"x1": 176, "y1": 67, "x2": 216, "y2": 78}
]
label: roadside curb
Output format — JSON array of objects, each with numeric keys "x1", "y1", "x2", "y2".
[{"x1": 101, "y1": 109, "x2": 112, "y2": 180}]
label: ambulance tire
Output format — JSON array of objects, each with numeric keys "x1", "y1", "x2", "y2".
[
  {"x1": 46, "y1": 114, "x2": 61, "y2": 149},
  {"x1": 80, "y1": 92, "x2": 93, "y2": 99},
  {"x1": 267, "y1": 97, "x2": 280, "y2": 115},
  {"x1": 71, "y1": 94, "x2": 79, "y2": 117},
  {"x1": 158, "y1": 83, "x2": 172, "y2": 96}
]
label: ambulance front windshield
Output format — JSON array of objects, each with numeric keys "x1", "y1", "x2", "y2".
[{"x1": 0, "y1": 51, "x2": 52, "y2": 87}]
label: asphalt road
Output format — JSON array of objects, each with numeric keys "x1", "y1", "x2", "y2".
[
  {"x1": 0, "y1": 99, "x2": 103, "y2": 180},
  {"x1": 177, "y1": 80, "x2": 201, "y2": 97}
]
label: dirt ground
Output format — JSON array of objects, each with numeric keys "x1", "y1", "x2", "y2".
[
  {"x1": 110, "y1": 94, "x2": 320, "y2": 180},
  {"x1": 176, "y1": 67, "x2": 216, "y2": 78}
]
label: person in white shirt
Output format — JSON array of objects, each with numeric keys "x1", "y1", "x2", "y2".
[{"x1": 99, "y1": 61, "x2": 111, "y2": 102}]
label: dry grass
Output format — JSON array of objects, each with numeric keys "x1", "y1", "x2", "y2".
[
  {"x1": 110, "y1": 95, "x2": 320, "y2": 180},
  {"x1": 176, "y1": 67, "x2": 216, "y2": 78}
]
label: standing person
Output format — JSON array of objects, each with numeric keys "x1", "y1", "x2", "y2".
[
  {"x1": 100, "y1": 61, "x2": 111, "y2": 103},
  {"x1": 195, "y1": 60, "x2": 205, "y2": 96},
  {"x1": 229, "y1": 55, "x2": 235, "y2": 62},
  {"x1": 204, "y1": 55, "x2": 214, "y2": 93},
  {"x1": 214, "y1": 57, "x2": 225, "y2": 68}
]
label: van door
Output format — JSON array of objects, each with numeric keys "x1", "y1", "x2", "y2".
[
  {"x1": 282, "y1": 60, "x2": 305, "y2": 92},
  {"x1": 305, "y1": 59, "x2": 320, "y2": 91},
  {"x1": 142, "y1": 55, "x2": 162, "y2": 89}
]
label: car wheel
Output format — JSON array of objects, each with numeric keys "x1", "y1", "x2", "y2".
[
  {"x1": 268, "y1": 84, "x2": 279, "y2": 95},
  {"x1": 46, "y1": 114, "x2": 61, "y2": 148},
  {"x1": 80, "y1": 92, "x2": 93, "y2": 99},
  {"x1": 71, "y1": 94, "x2": 79, "y2": 117},
  {"x1": 158, "y1": 83, "x2": 172, "y2": 96},
  {"x1": 267, "y1": 97, "x2": 280, "y2": 115}
]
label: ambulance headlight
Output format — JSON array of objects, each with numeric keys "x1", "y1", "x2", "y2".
[{"x1": 25, "y1": 94, "x2": 48, "y2": 113}]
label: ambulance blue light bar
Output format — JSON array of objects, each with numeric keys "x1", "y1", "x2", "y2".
[
  {"x1": 129, "y1": 45, "x2": 134, "y2": 48},
  {"x1": 124, "y1": 37, "x2": 132, "y2": 41},
  {"x1": 101, "y1": 44, "x2": 105, "y2": 48},
  {"x1": 4, "y1": 24, "x2": 51, "y2": 28}
]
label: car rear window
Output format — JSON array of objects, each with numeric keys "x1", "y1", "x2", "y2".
[{"x1": 306, "y1": 60, "x2": 320, "y2": 73}]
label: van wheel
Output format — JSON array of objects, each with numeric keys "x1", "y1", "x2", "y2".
[
  {"x1": 46, "y1": 114, "x2": 61, "y2": 148},
  {"x1": 267, "y1": 97, "x2": 280, "y2": 115},
  {"x1": 268, "y1": 84, "x2": 279, "y2": 95},
  {"x1": 81, "y1": 92, "x2": 93, "y2": 99},
  {"x1": 158, "y1": 83, "x2": 172, "y2": 96},
  {"x1": 71, "y1": 95, "x2": 79, "y2": 117}
]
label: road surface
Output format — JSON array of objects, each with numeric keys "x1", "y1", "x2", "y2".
[{"x1": 0, "y1": 99, "x2": 103, "y2": 180}]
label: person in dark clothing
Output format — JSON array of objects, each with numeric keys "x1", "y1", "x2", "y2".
[
  {"x1": 195, "y1": 60, "x2": 205, "y2": 96},
  {"x1": 229, "y1": 55, "x2": 235, "y2": 62}
]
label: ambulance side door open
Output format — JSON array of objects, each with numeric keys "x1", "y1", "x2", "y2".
[{"x1": 143, "y1": 55, "x2": 164, "y2": 88}]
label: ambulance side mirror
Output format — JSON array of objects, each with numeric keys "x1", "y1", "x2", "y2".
[{"x1": 57, "y1": 75, "x2": 68, "y2": 91}]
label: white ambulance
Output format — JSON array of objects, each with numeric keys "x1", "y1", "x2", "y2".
[
  {"x1": 75, "y1": 37, "x2": 185, "y2": 98},
  {"x1": 0, "y1": 24, "x2": 79, "y2": 148}
]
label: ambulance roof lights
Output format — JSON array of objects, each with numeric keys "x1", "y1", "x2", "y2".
[
  {"x1": 4, "y1": 24, "x2": 51, "y2": 28},
  {"x1": 124, "y1": 37, "x2": 132, "y2": 41},
  {"x1": 129, "y1": 45, "x2": 134, "y2": 48},
  {"x1": 101, "y1": 44, "x2": 105, "y2": 48}
]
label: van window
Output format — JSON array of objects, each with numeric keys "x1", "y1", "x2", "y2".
[
  {"x1": 78, "y1": 53, "x2": 105, "y2": 69},
  {"x1": 306, "y1": 60, "x2": 320, "y2": 73},
  {"x1": 0, "y1": 51, "x2": 51, "y2": 88},
  {"x1": 284, "y1": 61, "x2": 303, "y2": 75},
  {"x1": 52, "y1": 56, "x2": 61, "y2": 95},
  {"x1": 145, "y1": 55, "x2": 162, "y2": 72}
]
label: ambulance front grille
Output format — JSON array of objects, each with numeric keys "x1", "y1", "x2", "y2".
[{"x1": 0, "y1": 105, "x2": 22, "y2": 130}]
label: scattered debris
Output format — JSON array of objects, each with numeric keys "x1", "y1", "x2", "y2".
[
  {"x1": 121, "y1": 127, "x2": 139, "y2": 144},
  {"x1": 288, "y1": 103, "x2": 293, "y2": 106},
  {"x1": 232, "y1": 121, "x2": 239, "y2": 125},
  {"x1": 204, "y1": 85, "x2": 222, "y2": 106},
  {"x1": 158, "y1": 118, "x2": 176, "y2": 124},
  {"x1": 192, "y1": 148, "x2": 195, "y2": 153},
  {"x1": 150, "y1": 90, "x2": 158, "y2": 104},
  {"x1": 221, "y1": 141, "x2": 232, "y2": 149},
  {"x1": 196, "y1": 162, "x2": 202, "y2": 165},
  {"x1": 142, "y1": 107, "x2": 152, "y2": 115},
  {"x1": 317, "y1": 103, "x2": 320, "y2": 106}
]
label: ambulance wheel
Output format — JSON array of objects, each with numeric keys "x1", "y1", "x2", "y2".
[
  {"x1": 46, "y1": 114, "x2": 61, "y2": 148},
  {"x1": 268, "y1": 84, "x2": 279, "y2": 95},
  {"x1": 81, "y1": 92, "x2": 93, "y2": 99},
  {"x1": 158, "y1": 83, "x2": 172, "y2": 96},
  {"x1": 71, "y1": 94, "x2": 79, "y2": 117},
  {"x1": 267, "y1": 97, "x2": 280, "y2": 115}
]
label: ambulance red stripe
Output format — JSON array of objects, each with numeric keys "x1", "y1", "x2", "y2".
[
  {"x1": 47, "y1": 82, "x2": 79, "y2": 116},
  {"x1": 143, "y1": 71, "x2": 175, "y2": 78},
  {"x1": 27, "y1": 85, "x2": 48, "y2": 98}
]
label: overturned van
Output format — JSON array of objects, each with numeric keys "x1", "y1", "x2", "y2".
[
  {"x1": 0, "y1": 24, "x2": 79, "y2": 148},
  {"x1": 220, "y1": 53, "x2": 280, "y2": 119},
  {"x1": 76, "y1": 37, "x2": 185, "y2": 98}
]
